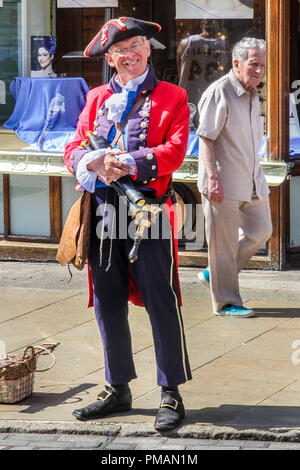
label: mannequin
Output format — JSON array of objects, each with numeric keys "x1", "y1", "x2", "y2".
[{"x1": 177, "y1": 20, "x2": 229, "y2": 124}]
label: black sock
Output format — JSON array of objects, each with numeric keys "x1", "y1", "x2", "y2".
[
  {"x1": 110, "y1": 383, "x2": 129, "y2": 394},
  {"x1": 161, "y1": 386, "x2": 181, "y2": 400},
  {"x1": 162, "y1": 386, "x2": 178, "y2": 392}
]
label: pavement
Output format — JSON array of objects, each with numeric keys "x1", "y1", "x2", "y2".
[{"x1": 2, "y1": 261, "x2": 300, "y2": 448}]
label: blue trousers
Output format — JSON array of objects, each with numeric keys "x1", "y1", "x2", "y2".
[{"x1": 88, "y1": 187, "x2": 192, "y2": 387}]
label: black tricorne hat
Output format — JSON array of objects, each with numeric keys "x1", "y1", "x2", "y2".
[{"x1": 84, "y1": 17, "x2": 161, "y2": 57}]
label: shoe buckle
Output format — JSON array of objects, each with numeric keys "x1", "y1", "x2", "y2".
[
  {"x1": 97, "y1": 389, "x2": 112, "y2": 401},
  {"x1": 161, "y1": 397, "x2": 178, "y2": 411}
]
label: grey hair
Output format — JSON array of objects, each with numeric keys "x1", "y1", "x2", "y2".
[{"x1": 232, "y1": 37, "x2": 266, "y2": 64}]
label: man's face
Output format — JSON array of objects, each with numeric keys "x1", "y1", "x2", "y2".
[
  {"x1": 105, "y1": 35, "x2": 151, "y2": 85},
  {"x1": 234, "y1": 48, "x2": 265, "y2": 91}
]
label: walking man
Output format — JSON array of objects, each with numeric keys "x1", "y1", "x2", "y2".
[{"x1": 197, "y1": 37, "x2": 272, "y2": 318}]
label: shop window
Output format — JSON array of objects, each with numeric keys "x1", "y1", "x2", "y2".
[
  {"x1": 290, "y1": 177, "x2": 300, "y2": 247},
  {"x1": 0, "y1": 175, "x2": 3, "y2": 234},
  {"x1": 175, "y1": 0, "x2": 265, "y2": 130},
  {"x1": 9, "y1": 174, "x2": 50, "y2": 237},
  {"x1": 56, "y1": 8, "x2": 106, "y2": 89},
  {"x1": 61, "y1": 176, "x2": 81, "y2": 226},
  {"x1": 289, "y1": 0, "x2": 300, "y2": 158},
  {"x1": 0, "y1": 0, "x2": 22, "y2": 123}
]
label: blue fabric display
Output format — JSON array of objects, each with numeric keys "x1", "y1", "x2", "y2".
[
  {"x1": 186, "y1": 131, "x2": 199, "y2": 156},
  {"x1": 4, "y1": 77, "x2": 89, "y2": 152},
  {"x1": 258, "y1": 135, "x2": 300, "y2": 159},
  {"x1": 187, "y1": 131, "x2": 274, "y2": 159}
]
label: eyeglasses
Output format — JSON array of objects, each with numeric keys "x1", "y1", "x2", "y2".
[{"x1": 110, "y1": 43, "x2": 144, "y2": 57}]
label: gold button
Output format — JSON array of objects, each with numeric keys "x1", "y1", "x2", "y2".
[
  {"x1": 146, "y1": 153, "x2": 153, "y2": 160},
  {"x1": 139, "y1": 145, "x2": 144, "y2": 150},
  {"x1": 139, "y1": 134, "x2": 146, "y2": 140},
  {"x1": 151, "y1": 178, "x2": 156, "y2": 181},
  {"x1": 141, "y1": 122, "x2": 147, "y2": 129},
  {"x1": 98, "y1": 110, "x2": 104, "y2": 116},
  {"x1": 142, "y1": 111, "x2": 149, "y2": 118},
  {"x1": 143, "y1": 180, "x2": 148, "y2": 184},
  {"x1": 70, "y1": 154, "x2": 74, "y2": 161},
  {"x1": 151, "y1": 165, "x2": 156, "y2": 170}
]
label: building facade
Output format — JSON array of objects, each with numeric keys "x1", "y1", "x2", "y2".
[{"x1": 0, "y1": 0, "x2": 299, "y2": 270}]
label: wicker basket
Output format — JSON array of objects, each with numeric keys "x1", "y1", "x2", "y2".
[{"x1": 0, "y1": 344, "x2": 59, "y2": 404}]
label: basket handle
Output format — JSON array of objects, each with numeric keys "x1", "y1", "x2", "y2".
[
  {"x1": 21, "y1": 346, "x2": 36, "y2": 373},
  {"x1": 21, "y1": 346, "x2": 35, "y2": 361},
  {"x1": 33, "y1": 345, "x2": 58, "y2": 372}
]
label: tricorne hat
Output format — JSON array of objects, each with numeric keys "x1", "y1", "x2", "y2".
[{"x1": 84, "y1": 17, "x2": 161, "y2": 57}]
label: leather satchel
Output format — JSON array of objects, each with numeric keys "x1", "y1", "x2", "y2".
[{"x1": 56, "y1": 190, "x2": 91, "y2": 271}]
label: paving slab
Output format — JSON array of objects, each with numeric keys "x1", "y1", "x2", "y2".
[{"x1": 1, "y1": 262, "x2": 300, "y2": 443}]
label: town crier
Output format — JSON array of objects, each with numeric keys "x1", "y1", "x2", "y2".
[{"x1": 64, "y1": 17, "x2": 192, "y2": 431}]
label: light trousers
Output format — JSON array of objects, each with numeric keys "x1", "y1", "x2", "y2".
[{"x1": 202, "y1": 193, "x2": 273, "y2": 313}]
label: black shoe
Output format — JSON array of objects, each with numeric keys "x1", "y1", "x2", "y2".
[
  {"x1": 154, "y1": 390, "x2": 185, "y2": 431},
  {"x1": 72, "y1": 385, "x2": 132, "y2": 421}
]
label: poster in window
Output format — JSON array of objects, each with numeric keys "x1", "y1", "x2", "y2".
[
  {"x1": 31, "y1": 36, "x2": 57, "y2": 78},
  {"x1": 57, "y1": 0, "x2": 118, "y2": 7},
  {"x1": 176, "y1": 0, "x2": 254, "y2": 19}
]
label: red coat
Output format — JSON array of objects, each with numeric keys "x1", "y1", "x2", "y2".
[{"x1": 64, "y1": 71, "x2": 190, "y2": 307}]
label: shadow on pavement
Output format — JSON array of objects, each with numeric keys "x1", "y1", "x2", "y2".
[
  {"x1": 16, "y1": 383, "x2": 97, "y2": 414},
  {"x1": 252, "y1": 308, "x2": 300, "y2": 318}
]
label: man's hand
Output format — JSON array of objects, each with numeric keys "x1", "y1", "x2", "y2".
[
  {"x1": 199, "y1": 136, "x2": 224, "y2": 205},
  {"x1": 87, "y1": 153, "x2": 130, "y2": 185},
  {"x1": 207, "y1": 174, "x2": 224, "y2": 204}
]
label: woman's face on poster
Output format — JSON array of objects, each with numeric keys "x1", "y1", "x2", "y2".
[{"x1": 37, "y1": 47, "x2": 53, "y2": 69}]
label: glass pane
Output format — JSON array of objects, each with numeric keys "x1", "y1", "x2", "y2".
[
  {"x1": 56, "y1": 7, "x2": 106, "y2": 89},
  {"x1": 9, "y1": 174, "x2": 50, "y2": 236},
  {"x1": 61, "y1": 176, "x2": 80, "y2": 226},
  {"x1": 0, "y1": 175, "x2": 3, "y2": 234},
  {"x1": 290, "y1": 177, "x2": 300, "y2": 247},
  {"x1": 289, "y1": 1, "x2": 300, "y2": 158},
  {"x1": 0, "y1": 0, "x2": 22, "y2": 123},
  {"x1": 176, "y1": 0, "x2": 265, "y2": 129}
]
